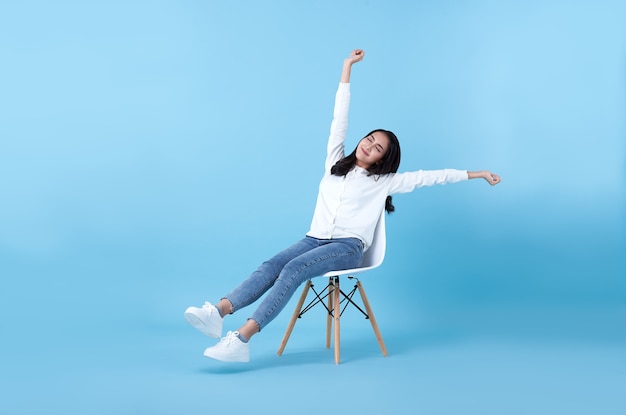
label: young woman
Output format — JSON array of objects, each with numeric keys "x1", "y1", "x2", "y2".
[{"x1": 184, "y1": 49, "x2": 501, "y2": 363}]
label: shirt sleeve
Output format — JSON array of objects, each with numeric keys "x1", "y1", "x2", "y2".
[
  {"x1": 325, "y1": 83, "x2": 351, "y2": 172},
  {"x1": 387, "y1": 169, "x2": 468, "y2": 195}
]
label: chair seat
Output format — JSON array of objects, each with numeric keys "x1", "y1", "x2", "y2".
[{"x1": 321, "y1": 263, "x2": 380, "y2": 277}]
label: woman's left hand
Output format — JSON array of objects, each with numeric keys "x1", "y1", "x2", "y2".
[
  {"x1": 468, "y1": 170, "x2": 501, "y2": 185},
  {"x1": 483, "y1": 171, "x2": 501, "y2": 185}
]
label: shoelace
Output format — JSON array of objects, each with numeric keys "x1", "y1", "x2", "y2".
[{"x1": 220, "y1": 331, "x2": 240, "y2": 345}]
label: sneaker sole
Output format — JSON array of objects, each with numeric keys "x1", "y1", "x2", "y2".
[
  {"x1": 203, "y1": 349, "x2": 250, "y2": 363},
  {"x1": 184, "y1": 311, "x2": 220, "y2": 338}
]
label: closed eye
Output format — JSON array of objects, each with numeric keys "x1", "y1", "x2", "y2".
[{"x1": 366, "y1": 134, "x2": 385, "y2": 153}]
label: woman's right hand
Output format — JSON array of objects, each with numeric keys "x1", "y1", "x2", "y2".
[
  {"x1": 345, "y1": 49, "x2": 365, "y2": 65},
  {"x1": 341, "y1": 49, "x2": 365, "y2": 83}
]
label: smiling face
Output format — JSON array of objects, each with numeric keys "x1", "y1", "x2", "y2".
[{"x1": 355, "y1": 131, "x2": 390, "y2": 169}]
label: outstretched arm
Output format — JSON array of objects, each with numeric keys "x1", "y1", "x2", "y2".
[
  {"x1": 341, "y1": 49, "x2": 365, "y2": 83},
  {"x1": 468, "y1": 170, "x2": 501, "y2": 186}
]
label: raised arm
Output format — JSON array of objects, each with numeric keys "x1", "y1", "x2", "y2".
[
  {"x1": 468, "y1": 170, "x2": 501, "y2": 186},
  {"x1": 341, "y1": 49, "x2": 365, "y2": 83},
  {"x1": 324, "y1": 50, "x2": 366, "y2": 172}
]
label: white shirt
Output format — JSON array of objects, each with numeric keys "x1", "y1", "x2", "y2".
[{"x1": 306, "y1": 83, "x2": 468, "y2": 251}]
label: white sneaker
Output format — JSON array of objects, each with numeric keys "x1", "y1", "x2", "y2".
[
  {"x1": 203, "y1": 331, "x2": 250, "y2": 363},
  {"x1": 184, "y1": 302, "x2": 223, "y2": 338}
]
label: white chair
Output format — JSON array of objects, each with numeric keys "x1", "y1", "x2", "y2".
[{"x1": 277, "y1": 210, "x2": 389, "y2": 364}]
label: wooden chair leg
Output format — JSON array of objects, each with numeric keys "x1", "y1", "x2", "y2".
[
  {"x1": 357, "y1": 281, "x2": 388, "y2": 357},
  {"x1": 326, "y1": 277, "x2": 333, "y2": 349},
  {"x1": 333, "y1": 276, "x2": 341, "y2": 364},
  {"x1": 277, "y1": 280, "x2": 312, "y2": 356}
]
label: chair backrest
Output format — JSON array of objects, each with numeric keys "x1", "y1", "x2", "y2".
[
  {"x1": 359, "y1": 209, "x2": 386, "y2": 269},
  {"x1": 323, "y1": 209, "x2": 386, "y2": 276}
]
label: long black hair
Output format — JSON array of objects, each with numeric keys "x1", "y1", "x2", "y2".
[{"x1": 330, "y1": 129, "x2": 401, "y2": 213}]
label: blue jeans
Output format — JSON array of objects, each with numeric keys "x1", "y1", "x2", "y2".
[{"x1": 223, "y1": 236, "x2": 364, "y2": 331}]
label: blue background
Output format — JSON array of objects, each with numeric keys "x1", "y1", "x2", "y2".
[{"x1": 1, "y1": 1, "x2": 624, "y2": 414}]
